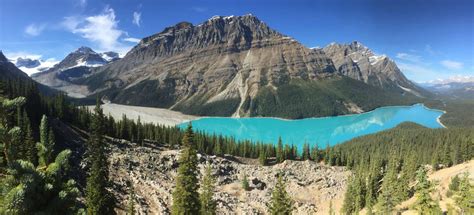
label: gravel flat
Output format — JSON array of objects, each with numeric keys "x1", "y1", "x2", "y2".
[{"x1": 88, "y1": 103, "x2": 199, "y2": 126}]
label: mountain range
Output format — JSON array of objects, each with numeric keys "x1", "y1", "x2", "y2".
[
  {"x1": 29, "y1": 15, "x2": 426, "y2": 118},
  {"x1": 419, "y1": 76, "x2": 474, "y2": 99}
]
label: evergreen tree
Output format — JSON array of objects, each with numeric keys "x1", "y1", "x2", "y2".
[
  {"x1": 449, "y1": 175, "x2": 460, "y2": 192},
  {"x1": 37, "y1": 115, "x2": 54, "y2": 168},
  {"x1": 455, "y1": 172, "x2": 473, "y2": 214},
  {"x1": 86, "y1": 100, "x2": 114, "y2": 214},
  {"x1": 414, "y1": 167, "x2": 441, "y2": 214},
  {"x1": 301, "y1": 142, "x2": 310, "y2": 161},
  {"x1": 172, "y1": 123, "x2": 200, "y2": 214},
  {"x1": 268, "y1": 174, "x2": 294, "y2": 215},
  {"x1": 23, "y1": 112, "x2": 37, "y2": 164},
  {"x1": 259, "y1": 149, "x2": 268, "y2": 166},
  {"x1": 276, "y1": 137, "x2": 284, "y2": 163},
  {"x1": 242, "y1": 173, "x2": 250, "y2": 191},
  {"x1": 0, "y1": 107, "x2": 80, "y2": 213},
  {"x1": 0, "y1": 96, "x2": 26, "y2": 169},
  {"x1": 127, "y1": 184, "x2": 135, "y2": 215},
  {"x1": 200, "y1": 164, "x2": 216, "y2": 215}
]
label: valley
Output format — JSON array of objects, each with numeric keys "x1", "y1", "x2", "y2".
[{"x1": 1, "y1": 3, "x2": 473, "y2": 215}]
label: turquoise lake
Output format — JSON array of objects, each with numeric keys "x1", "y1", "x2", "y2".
[{"x1": 179, "y1": 104, "x2": 444, "y2": 149}]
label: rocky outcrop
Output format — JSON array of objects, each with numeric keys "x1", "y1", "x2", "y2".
[
  {"x1": 323, "y1": 41, "x2": 423, "y2": 95},
  {"x1": 108, "y1": 140, "x2": 350, "y2": 214}
]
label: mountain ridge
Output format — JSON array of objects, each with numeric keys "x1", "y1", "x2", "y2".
[{"x1": 33, "y1": 15, "x2": 424, "y2": 118}]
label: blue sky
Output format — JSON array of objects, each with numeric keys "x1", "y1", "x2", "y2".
[{"x1": 0, "y1": 0, "x2": 473, "y2": 82}]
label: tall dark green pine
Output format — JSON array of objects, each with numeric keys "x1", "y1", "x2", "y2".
[
  {"x1": 276, "y1": 137, "x2": 284, "y2": 163},
  {"x1": 301, "y1": 143, "x2": 310, "y2": 161},
  {"x1": 200, "y1": 164, "x2": 216, "y2": 215},
  {"x1": 414, "y1": 167, "x2": 441, "y2": 214},
  {"x1": 268, "y1": 174, "x2": 294, "y2": 215},
  {"x1": 171, "y1": 123, "x2": 200, "y2": 214},
  {"x1": 86, "y1": 100, "x2": 114, "y2": 214},
  {"x1": 455, "y1": 172, "x2": 473, "y2": 214}
]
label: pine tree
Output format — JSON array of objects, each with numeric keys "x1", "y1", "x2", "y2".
[
  {"x1": 23, "y1": 112, "x2": 36, "y2": 164},
  {"x1": 301, "y1": 142, "x2": 310, "y2": 161},
  {"x1": 0, "y1": 96, "x2": 26, "y2": 168},
  {"x1": 268, "y1": 174, "x2": 294, "y2": 215},
  {"x1": 200, "y1": 164, "x2": 216, "y2": 215},
  {"x1": 171, "y1": 123, "x2": 200, "y2": 214},
  {"x1": 259, "y1": 149, "x2": 268, "y2": 166},
  {"x1": 1, "y1": 108, "x2": 80, "y2": 213},
  {"x1": 37, "y1": 115, "x2": 54, "y2": 168},
  {"x1": 455, "y1": 172, "x2": 473, "y2": 214},
  {"x1": 242, "y1": 173, "x2": 250, "y2": 191},
  {"x1": 276, "y1": 137, "x2": 284, "y2": 163},
  {"x1": 414, "y1": 167, "x2": 441, "y2": 214},
  {"x1": 127, "y1": 184, "x2": 135, "y2": 215},
  {"x1": 86, "y1": 100, "x2": 113, "y2": 214}
]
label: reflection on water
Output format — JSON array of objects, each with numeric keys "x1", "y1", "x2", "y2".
[{"x1": 180, "y1": 104, "x2": 444, "y2": 150}]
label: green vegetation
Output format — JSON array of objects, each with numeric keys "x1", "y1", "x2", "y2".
[
  {"x1": 172, "y1": 124, "x2": 201, "y2": 214},
  {"x1": 425, "y1": 99, "x2": 474, "y2": 128},
  {"x1": 455, "y1": 173, "x2": 474, "y2": 214},
  {"x1": 268, "y1": 174, "x2": 294, "y2": 214},
  {"x1": 250, "y1": 77, "x2": 421, "y2": 119},
  {"x1": 413, "y1": 167, "x2": 441, "y2": 214},
  {"x1": 337, "y1": 122, "x2": 473, "y2": 214},
  {"x1": 86, "y1": 101, "x2": 114, "y2": 214},
  {"x1": 242, "y1": 173, "x2": 250, "y2": 191},
  {"x1": 0, "y1": 92, "x2": 81, "y2": 213},
  {"x1": 200, "y1": 164, "x2": 217, "y2": 215}
]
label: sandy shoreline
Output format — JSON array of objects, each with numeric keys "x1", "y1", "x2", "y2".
[{"x1": 87, "y1": 103, "x2": 199, "y2": 127}]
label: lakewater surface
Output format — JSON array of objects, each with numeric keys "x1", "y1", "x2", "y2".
[{"x1": 179, "y1": 104, "x2": 444, "y2": 149}]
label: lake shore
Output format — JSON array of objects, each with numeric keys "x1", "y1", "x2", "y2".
[
  {"x1": 90, "y1": 103, "x2": 447, "y2": 128},
  {"x1": 87, "y1": 103, "x2": 199, "y2": 127}
]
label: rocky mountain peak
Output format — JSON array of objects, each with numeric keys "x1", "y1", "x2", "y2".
[
  {"x1": 75, "y1": 46, "x2": 97, "y2": 54},
  {"x1": 0, "y1": 51, "x2": 7, "y2": 63}
]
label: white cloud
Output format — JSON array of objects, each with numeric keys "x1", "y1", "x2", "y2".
[
  {"x1": 133, "y1": 11, "x2": 141, "y2": 27},
  {"x1": 441, "y1": 60, "x2": 463, "y2": 70},
  {"x1": 25, "y1": 23, "x2": 46, "y2": 36},
  {"x1": 123, "y1": 37, "x2": 141, "y2": 43},
  {"x1": 61, "y1": 6, "x2": 132, "y2": 55},
  {"x1": 396, "y1": 53, "x2": 422, "y2": 63}
]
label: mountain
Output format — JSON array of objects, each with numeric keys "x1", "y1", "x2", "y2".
[
  {"x1": 40, "y1": 15, "x2": 422, "y2": 118},
  {"x1": 9, "y1": 57, "x2": 58, "y2": 76},
  {"x1": 0, "y1": 51, "x2": 58, "y2": 95},
  {"x1": 322, "y1": 41, "x2": 425, "y2": 96},
  {"x1": 420, "y1": 76, "x2": 474, "y2": 99},
  {"x1": 0, "y1": 51, "x2": 30, "y2": 80},
  {"x1": 32, "y1": 47, "x2": 119, "y2": 98}
]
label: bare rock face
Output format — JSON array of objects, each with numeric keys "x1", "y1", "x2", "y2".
[
  {"x1": 108, "y1": 140, "x2": 350, "y2": 215},
  {"x1": 323, "y1": 41, "x2": 422, "y2": 95}
]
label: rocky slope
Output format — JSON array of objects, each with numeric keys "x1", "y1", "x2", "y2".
[
  {"x1": 108, "y1": 140, "x2": 350, "y2": 215},
  {"x1": 322, "y1": 41, "x2": 424, "y2": 96},
  {"x1": 51, "y1": 120, "x2": 350, "y2": 215}
]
